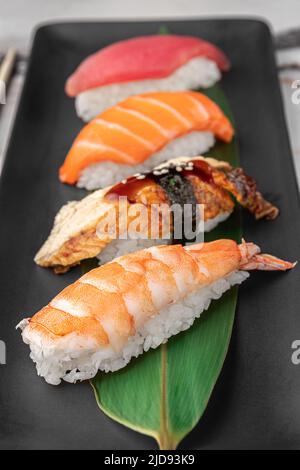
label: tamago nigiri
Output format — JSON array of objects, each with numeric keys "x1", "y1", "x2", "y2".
[{"x1": 18, "y1": 240, "x2": 295, "y2": 385}]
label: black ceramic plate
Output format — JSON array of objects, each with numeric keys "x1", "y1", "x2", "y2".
[{"x1": 0, "y1": 19, "x2": 300, "y2": 450}]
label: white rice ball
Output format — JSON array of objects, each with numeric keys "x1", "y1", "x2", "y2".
[
  {"x1": 76, "y1": 57, "x2": 221, "y2": 121},
  {"x1": 77, "y1": 131, "x2": 215, "y2": 190}
]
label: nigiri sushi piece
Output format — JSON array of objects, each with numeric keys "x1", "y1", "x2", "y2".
[
  {"x1": 60, "y1": 91, "x2": 234, "y2": 189},
  {"x1": 66, "y1": 35, "x2": 230, "y2": 121},
  {"x1": 18, "y1": 240, "x2": 295, "y2": 385},
  {"x1": 35, "y1": 156, "x2": 279, "y2": 273}
]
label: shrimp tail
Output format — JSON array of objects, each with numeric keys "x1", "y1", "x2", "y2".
[{"x1": 239, "y1": 239, "x2": 296, "y2": 271}]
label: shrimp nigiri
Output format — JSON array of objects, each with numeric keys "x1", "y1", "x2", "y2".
[
  {"x1": 65, "y1": 34, "x2": 230, "y2": 121},
  {"x1": 18, "y1": 240, "x2": 295, "y2": 385},
  {"x1": 59, "y1": 91, "x2": 234, "y2": 189},
  {"x1": 35, "y1": 156, "x2": 279, "y2": 273}
]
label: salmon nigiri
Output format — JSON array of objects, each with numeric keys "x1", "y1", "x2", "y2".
[
  {"x1": 59, "y1": 91, "x2": 234, "y2": 189},
  {"x1": 37, "y1": 157, "x2": 279, "y2": 273},
  {"x1": 18, "y1": 240, "x2": 295, "y2": 385},
  {"x1": 65, "y1": 35, "x2": 230, "y2": 121}
]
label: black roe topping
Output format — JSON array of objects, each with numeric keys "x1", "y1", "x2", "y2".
[
  {"x1": 151, "y1": 166, "x2": 197, "y2": 207},
  {"x1": 151, "y1": 164, "x2": 198, "y2": 244}
]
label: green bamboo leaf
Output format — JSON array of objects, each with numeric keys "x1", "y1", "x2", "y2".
[
  {"x1": 92, "y1": 85, "x2": 242, "y2": 449},
  {"x1": 158, "y1": 26, "x2": 170, "y2": 35}
]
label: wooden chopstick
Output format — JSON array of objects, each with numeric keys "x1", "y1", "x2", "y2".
[{"x1": 0, "y1": 48, "x2": 17, "y2": 90}]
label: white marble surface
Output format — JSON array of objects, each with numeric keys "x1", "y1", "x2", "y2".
[
  {"x1": 1, "y1": 1, "x2": 300, "y2": 186},
  {"x1": 1, "y1": 0, "x2": 300, "y2": 54}
]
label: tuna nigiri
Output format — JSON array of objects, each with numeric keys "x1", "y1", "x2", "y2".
[
  {"x1": 59, "y1": 91, "x2": 234, "y2": 189},
  {"x1": 18, "y1": 240, "x2": 295, "y2": 385},
  {"x1": 65, "y1": 35, "x2": 230, "y2": 121},
  {"x1": 36, "y1": 157, "x2": 279, "y2": 273}
]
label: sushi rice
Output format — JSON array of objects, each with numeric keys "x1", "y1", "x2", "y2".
[
  {"x1": 18, "y1": 270, "x2": 248, "y2": 385},
  {"x1": 97, "y1": 237, "x2": 171, "y2": 265},
  {"x1": 76, "y1": 57, "x2": 221, "y2": 121},
  {"x1": 78, "y1": 130, "x2": 215, "y2": 189},
  {"x1": 97, "y1": 211, "x2": 231, "y2": 266}
]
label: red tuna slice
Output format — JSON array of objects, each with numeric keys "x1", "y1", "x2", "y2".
[{"x1": 65, "y1": 35, "x2": 230, "y2": 97}]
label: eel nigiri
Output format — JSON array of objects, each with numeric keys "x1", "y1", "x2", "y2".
[
  {"x1": 35, "y1": 156, "x2": 279, "y2": 273},
  {"x1": 65, "y1": 35, "x2": 230, "y2": 121},
  {"x1": 18, "y1": 240, "x2": 295, "y2": 385},
  {"x1": 59, "y1": 91, "x2": 234, "y2": 189}
]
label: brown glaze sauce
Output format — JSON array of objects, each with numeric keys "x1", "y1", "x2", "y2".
[
  {"x1": 181, "y1": 159, "x2": 214, "y2": 185},
  {"x1": 105, "y1": 159, "x2": 215, "y2": 203}
]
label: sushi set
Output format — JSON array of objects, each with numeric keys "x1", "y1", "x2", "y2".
[{"x1": 1, "y1": 20, "x2": 300, "y2": 450}]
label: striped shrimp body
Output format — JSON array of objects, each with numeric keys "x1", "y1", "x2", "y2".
[{"x1": 18, "y1": 240, "x2": 295, "y2": 385}]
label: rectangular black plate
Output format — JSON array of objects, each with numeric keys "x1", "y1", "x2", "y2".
[{"x1": 1, "y1": 19, "x2": 300, "y2": 450}]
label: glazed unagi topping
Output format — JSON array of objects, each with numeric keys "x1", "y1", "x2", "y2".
[
  {"x1": 105, "y1": 158, "x2": 279, "y2": 221},
  {"x1": 106, "y1": 159, "x2": 214, "y2": 204},
  {"x1": 105, "y1": 160, "x2": 208, "y2": 242},
  {"x1": 215, "y1": 167, "x2": 279, "y2": 220}
]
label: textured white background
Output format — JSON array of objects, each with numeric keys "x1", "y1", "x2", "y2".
[
  {"x1": 1, "y1": 0, "x2": 300, "y2": 53},
  {"x1": 1, "y1": 0, "x2": 300, "y2": 185}
]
